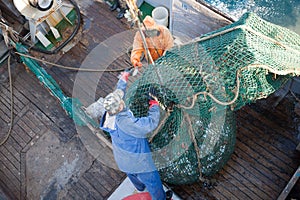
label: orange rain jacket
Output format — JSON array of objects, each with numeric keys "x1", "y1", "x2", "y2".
[{"x1": 130, "y1": 16, "x2": 174, "y2": 67}]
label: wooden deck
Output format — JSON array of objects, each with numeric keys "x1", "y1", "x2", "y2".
[{"x1": 0, "y1": 0, "x2": 299, "y2": 199}]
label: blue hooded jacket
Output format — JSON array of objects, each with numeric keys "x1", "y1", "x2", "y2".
[{"x1": 100, "y1": 79, "x2": 160, "y2": 173}]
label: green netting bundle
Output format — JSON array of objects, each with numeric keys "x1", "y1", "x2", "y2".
[{"x1": 125, "y1": 12, "x2": 300, "y2": 185}]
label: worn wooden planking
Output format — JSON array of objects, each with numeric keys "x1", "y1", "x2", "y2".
[
  {"x1": 0, "y1": 106, "x2": 10, "y2": 123},
  {"x1": 68, "y1": 181, "x2": 94, "y2": 199},
  {"x1": 0, "y1": 66, "x2": 81, "y2": 199},
  {"x1": 252, "y1": 96, "x2": 295, "y2": 124},
  {"x1": 98, "y1": 165, "x2": 124, "y2": 188},
  {"x1": 247, "y1": 101, "x2": 296, "y2": 137},
  {"x1": 87, "y1": 20, "x2": 127, "y2": 43},
  {"x1": 238, "y1": 106, "x2": 297, "y2": 147},
  {"x1": 19, "y1": 152, "x2": 26, "y2": 200},
  {"x1": 201, "y1": 186, "x2": 225, "y2": 200},
  {"x1": 14, "y1": 70, "x2": 59, "y2": 110},
  {"x1": 63, "y1": 188, "x2": 82, "y2": 200},
  {"x1": 9, "y1": 128, "x2": 27, "y2": 148},
  {"x1": 0, "y1": 97, "x2": 13, "y2": 119},
  {"x1": 83, "y1": 171, "x2": 110, "y2": 197},
  {"x1": 0, "y1": 152, "x2": 21, "y2": 192},
  {"x1": 172, "y1": 183, "x2": 214, "y2": 200},
  {"x1": 12, "y1": 84, "x2": 30, "y2": 106},
  {"x1": 0, "y1": 159, "x2": 20, "y2": 191},
  {"x1": 229, "y1": 151, "x2": 279, "y2": 194},
  {"x1": 77, "y1": 177, "x2": 104, "y2": 200},
  {"x1": 217, "y1": 167, "x2": 254, "y2": 199},
  {"x1": 172, "y1": 0, "x2": 232, "y2": 41},
  {"x1": 15, "y1": 68, "x2": 65, "y2": 110},
  {"x1": 240, "y1": 105, "x2": 296, "y2": 141},
  {"x1": 177, "y1": 174, "x2": 233, "y2": 200},
  {"x1": 0, "y1": 145, "x2": 20, "y2": 171},
  {"x1": 238, "y1": 111, "x2": 297, "y2": 167},
  {"x1": 13, "y1": 125, "x2": 32, "y2": 146},
  {"x1": 224, "y1": 158, "x2": 273, "y2": 199},
  {"x1": 238, "y1": 108, "x2": 298, "y2": 169},
  {"x1": 238, "y1": 129, "x2": 294, "y2": 179},
  {"x1": 61, "y1": 189, "x2": 77, "y2": 200},
  {"x1": 21, "y1": 112, "x2": 42, "y2": 134},
  {"x1": 27, "y1": 110, "x2": 51, "y2": 132},
  {"x1": 18, "y1": 116, "x2": 39, "y2": 138},
  {"x1": 0, "y1": 171, "x2": 19, "y2": 200},
  {"x1": 1, "y1": 6, "x2": 129, "y2": 200},
  {"x1": 235, "y1": 141, "x2": 287, "y2": 196},
  {"x1": 0, "y1": 86, "x2": 23, "y2": 113},
  {"x1": 46, "y1": 64, "x2": 77, "y2": 96},
  {"x1": 17, "y1": 119, "x2": 36, "y2": 140},
  {"x1": 99, "y1": 162, "x2": 125, "y2": 184},
  {"x1": 236, "y1": 137, "x2": 290, "y2": 185},
  {"x1": 213, "y1": 175, "x2": 240, "y2": 200},
  {"x1": 14, "y1": 70, "x2": 77, "y2": 140},
  {"x1": 92, "y1": 167, "x2": 118, "y2": 192},
  {"x1": 2, "y1": 81, "x2": 28, "y2": 110},
  {"x1": 3, "y1": 137, "x2": 21, "y2": 161}
]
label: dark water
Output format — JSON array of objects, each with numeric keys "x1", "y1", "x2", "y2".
[{"x1": 204, "y1": 0, "x2": 300, "y2": 35}]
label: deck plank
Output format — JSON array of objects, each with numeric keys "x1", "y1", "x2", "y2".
[
  {"x1": 230, "y1": 151, "x2": 278, "y2": 194},
  {"x1": 224, "y1": 157, "x2": 273, "y2": 199},
  {"x1": 0, "y1": 170, "x2": 19, "y2": 200},
  {"x1": 77, "y1": 177, "x2": 103, "y2": 200},
  {"x1": 0, "y1": 159, "x2": 20, "y2": 191},
  {"x1": 3, "y1": 137, "x2": 21, "y2": 162},
  {"x1": 238, "y1": 111, "x2": 297, "y2": 167},
  {"x1": 0, "y1": 146, "x2": 20, "y2": 172},
  {"x1": 236, "y1": 138, "x2": 289, "y2": 185},
  {"x1": 213, "y1": 175, "x2": 240, "y2": 200}
]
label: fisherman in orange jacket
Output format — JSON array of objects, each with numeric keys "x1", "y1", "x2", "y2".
[{"x1": 130, "y1": 16, "x2": 174, "y2": 68}]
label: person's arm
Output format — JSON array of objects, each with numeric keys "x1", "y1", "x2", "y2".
[
  {"x1": 117, "y1": 105, "x2": 160, "y2": 138},
  {"x1": 130, "y1": 31, "x2": 144, "y2": 68},
  {"x1": 115, "y1": 70, "x2": 130, "y2": 97},
  {"x1": 161, "y1": 27, "x2": 174, "y2": 52},
  {"x1": 116, "y1": 78, "x2": 127, "y2": 95}
]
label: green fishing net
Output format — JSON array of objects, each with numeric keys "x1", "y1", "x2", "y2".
[{"x1": 125, "y1": 12, "x2": 300, "y2": 185}]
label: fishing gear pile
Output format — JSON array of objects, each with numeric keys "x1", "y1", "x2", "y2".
[{"x1": 125, "y1": 12, "x2": 300, "y2": 185}]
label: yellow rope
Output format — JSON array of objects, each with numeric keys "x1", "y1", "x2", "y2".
[
  {"x1": 149, "y1": 111, "x2": 170, "y2": 143},
  {"x1": 15, "y1": 52, "x2": 131, "y2": 72},
  {"x1": 178, "y1": 64, "x2": 300, "y2": 109},
  {"x1": 0, "y1": 21, "x2": 132, "y2": 72},
  {"x1": 0, "y1": 55, "x2": 14, "y2": 146},
  {"x1": 184, "y1": 113, "x2": 204, "y2": 181}
]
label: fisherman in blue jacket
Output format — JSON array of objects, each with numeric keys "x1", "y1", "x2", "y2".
[{"x1": 99, "y1": 71, "x2": 172, "y2": 200}]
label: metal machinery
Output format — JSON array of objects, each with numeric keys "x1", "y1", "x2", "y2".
[
  {"x1": 13, "y1": 0, "x2": 74, "y2": 48},
  {"x1": 0, "y1": 0, "x2": 23, "y2": 66},
  {"x1": 27, "y1": 0, "x2": 54, "y2": 11},
  {"x1": 0, "y1": 0, "x2": 101, "y2": 143}
]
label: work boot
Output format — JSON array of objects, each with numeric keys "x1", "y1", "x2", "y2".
[
  {"x1": 110, "y1": 3, "x2": 119, "y2": 11},
  {"x1": 116, "y1": 9, "x2": 125, "y2": 19},
  {"x1": 166, "y1": 190, "x2": 173, "y2": 200}
]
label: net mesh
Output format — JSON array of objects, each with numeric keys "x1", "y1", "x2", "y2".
[{"x1": 125, "y1": 12, "x2": 300, "y2": 185}]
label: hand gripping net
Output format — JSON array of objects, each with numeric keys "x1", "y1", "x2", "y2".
[{"x1": 125, "y1": 12, "x2": 300, "y2": 185}]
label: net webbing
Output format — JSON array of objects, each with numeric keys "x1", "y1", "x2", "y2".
[{"x1": 125, "y1": 12, "x2": 300, "y2": 185}]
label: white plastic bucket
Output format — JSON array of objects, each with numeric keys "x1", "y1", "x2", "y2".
[{"x1": 152, "y1": 6, "x2": 169, "y2": 27}]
